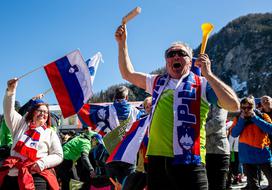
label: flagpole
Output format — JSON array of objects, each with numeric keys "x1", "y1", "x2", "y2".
[
  {"x1": 17, "y1": 65, "x2": 44, "y2": 80},
  {"x1": 42, "y1": 88, "x2": 52, "y2": 96}
]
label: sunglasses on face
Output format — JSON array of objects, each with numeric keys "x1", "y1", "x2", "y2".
[
  {"x1": 166, "y1": 49, "x2": 189, "y2": 58},
  {"x1": 241, "y1": 106, "x2": 253, "y2": 110}
]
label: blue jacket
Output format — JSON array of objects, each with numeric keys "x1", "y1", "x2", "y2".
[{"x1": 231, "y1": 113, "x2": 272, "y2": 164}]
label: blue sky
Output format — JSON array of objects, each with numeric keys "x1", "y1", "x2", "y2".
[{"x1": 0, "y1": 0, "x2": 271, "y2": 113}]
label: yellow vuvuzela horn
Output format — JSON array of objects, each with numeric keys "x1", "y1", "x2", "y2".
[{"x1": 200, "y1": 23, "x2": 214, "y2": 54}]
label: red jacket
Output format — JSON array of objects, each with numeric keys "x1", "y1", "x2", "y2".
[{"x1": 0, "y1": 156, "x2": 59, "y2": 190}]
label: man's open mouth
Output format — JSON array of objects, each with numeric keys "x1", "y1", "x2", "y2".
[{"x1": 173, "y1": 63, "x2": 181, "y2": 68}]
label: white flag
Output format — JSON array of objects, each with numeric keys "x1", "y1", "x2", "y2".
[{"x1": 85, "y1": 52, "x2": 103, "y2": 86}]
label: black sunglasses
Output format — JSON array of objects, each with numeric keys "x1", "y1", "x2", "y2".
[
  {"x1": 166, "y1": 49, "x2": 189, "y2": 58},
  {"x1": 241, "y1": 106, "x2": 253, "y2": 110}
]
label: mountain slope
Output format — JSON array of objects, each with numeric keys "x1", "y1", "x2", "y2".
[{"x1": 200, "y1": 13, "x2": 272, "y2": 97}]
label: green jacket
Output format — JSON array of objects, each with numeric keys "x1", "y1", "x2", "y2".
[
  {"x1": 0, "y1": 119, "x2": 12, "y2": 147},
  {"x1": 63, "y1": 135, "x2": 91, "y2": 161}
]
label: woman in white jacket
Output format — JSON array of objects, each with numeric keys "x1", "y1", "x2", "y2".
[{"x1": 0, "y1": 78, "x2": 63, "y2": 190}]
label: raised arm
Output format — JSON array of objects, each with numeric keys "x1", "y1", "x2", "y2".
[
  {"x1": 195, "y1": 54, "x2": 240, "y2": 112},
  {"x1": 231, "y1": 117, "x2": 246, "y2": 137},
  {"x1": 115, "y1": 25, "x2": 147, "y2": 90},
  {"x1": 18, "y1": 93, "x2": 44, "y2": 116},
  {"x1": 252, "y1": 114, "x2": 272, "y2": 135},
  {"x1": 3, "y1": 78, "x2": 23, "y2": 134}
]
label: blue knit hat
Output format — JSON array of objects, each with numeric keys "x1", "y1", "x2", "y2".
[
  {"x1": 28, "y1": 99, "x2": 46, "y2": 112},
  {"x1": 31, "y1": 99, "x2": 45, "y2": 106}
]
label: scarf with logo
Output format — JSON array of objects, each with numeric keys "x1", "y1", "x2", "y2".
[
  {"x1": 13, "y1": 123, "x2": 47, "y2": 161},
  {"x1": 150, "y1": 72, "x2": 202, "y2": 165}
]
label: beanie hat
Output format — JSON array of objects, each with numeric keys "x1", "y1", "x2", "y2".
[{"x1": 31, "y1": 99, "x2": 45, "y2": 106}]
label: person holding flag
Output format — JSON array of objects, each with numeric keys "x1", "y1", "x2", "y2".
[
  {"x1": 0, "y1": 78, "x2": 63, "y2": 190},
  {"x1": 103, "y1": 86, "x2": 143, "y2": 185},
  {"x1": 0, "y1": 93, "x2": 55, "y2": 165},
  {"x1": 115, "y1": 24, "x2": 240, "y2": 190}
]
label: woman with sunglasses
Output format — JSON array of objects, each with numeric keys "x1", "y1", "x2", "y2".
[
  {"x1": 232, "y1": 96, "x2": 272, "y2": 190},
  {"x1": 0, "y1": 78, "x2": 63, "y2": 190}
]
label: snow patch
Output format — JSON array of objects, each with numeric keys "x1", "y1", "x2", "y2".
[{"x1": 230, "y1": 75, "x2": 248, "y2": 95}]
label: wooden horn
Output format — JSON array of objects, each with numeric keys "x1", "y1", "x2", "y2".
[{"x1": 122, "y1": 7, "x2": 141, "y2": 25}]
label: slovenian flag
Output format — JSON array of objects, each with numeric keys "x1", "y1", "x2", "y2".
[
  {"x1": 107, "y1": 116, "x2": 149, "y2": 164},
  {"x1": 77, "y1": 103, "x2": 111, "y2": 136},
  {"x1": 85, "y1": 52, "x2": 103, "y2": 86},
  {"x1": 44, "y1": 50, "x2": 92, "y2": 118}
]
